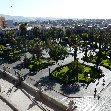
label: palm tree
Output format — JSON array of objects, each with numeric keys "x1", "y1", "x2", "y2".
[
  {"x1": 82, "y1": 32, "x2": 89, "y2": 60},
  {"x1": 94, "y1": 29, "x2": 105, "y2": 67},
  {"x1": 65, "y1": 27, "x2": 72, "y2": 37},
  {"x1": 68, "y1": 34, "x2": 81, "y2": 61},
  {"x1": 32, "y1": 26, "x2": 40, "y2": 38},
  {"x1": 68, "y1": 33, "x2": 81, "y2": 82},
  {"x1": 102, "y1": 32, "x2": 110, "y2": 56},
  {"x1": 5, "y1": 29, "x2": 17, "y2": 46},
  {"x1": 28, "y1": 38, "x2": 43, "y2": 60},
  {"x1": 49, "y1": 43, "x2": 68, "y2": 63},
  {"x1": 56, "y1": 28, "x2": 64, "y2": 42},
  {"x1": 19, "y1": 23, "x2": 27, "y2": 37}
]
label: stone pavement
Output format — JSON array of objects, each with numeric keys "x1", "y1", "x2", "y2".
[
  {"x1": 0, "y1": 77, "x2": 55, "y2": 111},
  {"x1": 0, "y1": 98, "x2": 13, "y2": 111},
  {"x1": 77, "y1": 81, "x2": 111, "y2": 111},
  {"x1": 77, "y1": 51, "x2": 111, "y2": 96},
  {"x1": 1, "y1": 48, "x2": 111, "y2": 110}
]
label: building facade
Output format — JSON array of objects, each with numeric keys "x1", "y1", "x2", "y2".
[{"x1": 0, "y1": 16, "x2": 6, "y2": 29}]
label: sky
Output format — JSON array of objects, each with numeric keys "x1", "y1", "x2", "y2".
[{"x1": 0, "y1": 0, "x2": 111, "y2": 19}]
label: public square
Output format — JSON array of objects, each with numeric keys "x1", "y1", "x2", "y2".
[{"x1": 0, "y1": 47, "x2": 111, "y2": 111}]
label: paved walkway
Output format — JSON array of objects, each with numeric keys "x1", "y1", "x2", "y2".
[
  {"x1": 0, "y1": 98, "x2": 13, "y2": 111},
  {"x1": 0, "y1": 78, "x2": 54, "y2": 111},
  {"x1": 1, "y1": 48, "x2": 111, "y2": 110}
]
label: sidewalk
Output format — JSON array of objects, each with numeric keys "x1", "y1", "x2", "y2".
[
  {"x1": 77, "y1": 51, "x2": 111, "y2": 96},
  {"x1": 1, "y1": 50, "x2": 111, "y2": 97},
  {"x1": 1, "y1": 49, "x2": 111, "y2": 110},
  {"x1": 0, "y1": 77, "x2": 52, "y2": 111},
  {"x1": 0, "y1": 98, "x2": 13, "y2": 111}
]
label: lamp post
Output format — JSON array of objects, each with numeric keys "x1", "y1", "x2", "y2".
[
  {"x1": 49, "y1": 68, "x2": 51, "y2": 79},
  {"x1": 88, "y1": 73, "x2": 90, "y2": 83}
]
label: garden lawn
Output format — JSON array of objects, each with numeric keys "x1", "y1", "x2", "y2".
[
  {"x1": 51, "y1": 61, "x2": 102, "y2": 83},
  {"x1": 100, "y1": 59, "x2": 111, "y2": 69},
  {"x1": 86, "y1": 54, "x2": 111, "y2": 70},
  {"x1": 25, "y1": 57, "x2": 55, "y2": 72}
]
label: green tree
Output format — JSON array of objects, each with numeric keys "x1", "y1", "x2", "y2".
[
  {"x1": 5, "y1": 29, "x2": 17, "y2": 47},
  {"x1": 82, "y1": 32, "x2": 89, "y2": 60},
  {"x1": 68, "y1": 34, "x2": 81, "y2": 61},
  {"x1": 28, "y1": 38, "x2": 43, "y2": 60},
  {"x1": 49, "y1": 43, "x2": 68, "y2": 63},
  {"x1": 32, "y1": 26, "x2": 40, "y2": 38},
  {"x1": 65, "y1": 28, "x2": 72, "y2": 37},
  {"x1": 19, "y1": 23, "x2": 27, "y2": 37}
]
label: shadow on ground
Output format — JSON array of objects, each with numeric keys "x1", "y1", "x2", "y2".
[
  {"x1": 22, "y1": 71, "x2": 37, "y2": 80},
  {"x1": 34, "y1": 76, "x2": 57, "y2": 91},
  {"x1": 60, "y1": 83, "x2": 81, "y2": 95},
  {"x1": 27, "y1": 103, "x2": 35, "y2": 110},
  {"x1": 13, "y1": 62, "x2": 25, "y2": 70},
  {"x1": 0, "y1": 58, "x2": 8, "y2": 65}
]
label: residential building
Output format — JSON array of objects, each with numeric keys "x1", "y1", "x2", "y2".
[{"x1": 0, "y1": 16, "x2": 6, "y2": 29}]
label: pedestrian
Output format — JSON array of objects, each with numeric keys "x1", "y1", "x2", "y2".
[
  {"x1": 97, "y1": 95, "x2": 100, "y2": 100},
  {"x1": 94, "y1": 88, "x2": 97, "y2": 94},
  {"x1": 15, "y1": 70, "x2": 17, "y2": 76},
  {"x1": 94, "y1": 93, "x2": 96, "y2": 98},
  {"x1": 98, "y1": 77, "x2": 99, "y2": 81},
  {"x1": 94, "y1": 88, "x2": 97, "y2": 98},
  {"x1": 103, "y1": 79, "x2": 105, "y2": 83}
]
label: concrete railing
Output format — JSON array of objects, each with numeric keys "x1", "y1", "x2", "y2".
[
  {"x1": 41, "y1": 91, "x2": 67, "y2": 111},
  {"x1": 21, "y1": 81, "x2": 67, "y2": 111}
]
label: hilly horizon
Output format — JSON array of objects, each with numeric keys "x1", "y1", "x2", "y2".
[{"x1": 0, "y1": 14, "x2": 61, "y2": 22}]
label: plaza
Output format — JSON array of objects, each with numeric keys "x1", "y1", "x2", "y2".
[{"x1": 0, "y1": 47, "x2": 111, "y2": 111}]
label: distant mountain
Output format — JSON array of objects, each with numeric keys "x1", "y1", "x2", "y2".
[{"x1": 0, "y1": 14, "x2": 59, "y2": 22}]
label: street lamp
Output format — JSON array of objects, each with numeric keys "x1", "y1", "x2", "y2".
[{"x1": 88, "y1": 73, "x2": 90, "y2": 83}]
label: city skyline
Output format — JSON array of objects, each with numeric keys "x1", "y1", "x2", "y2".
[{"x1": 0, "y1": 0, "x2": 111, "y2": 19}]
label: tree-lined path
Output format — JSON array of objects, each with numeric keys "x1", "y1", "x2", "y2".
[{"x1": 1, "y1": 48, "x2": 111, "y2": 110}]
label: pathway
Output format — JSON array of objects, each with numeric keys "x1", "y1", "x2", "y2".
[
  {"x1": 0, "y1": 77, "x2": 54, "y2": 111},
  {"x1": 0, "y1": 98, "x2": 13, "y2": 111},
  {"x1": 1, "y1": 48, "x2": 111, "y2": 110}
]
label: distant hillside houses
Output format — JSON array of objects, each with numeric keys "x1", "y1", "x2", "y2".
[{"x1": 6, "y1": 20, "x2": 14, "y2": 28}]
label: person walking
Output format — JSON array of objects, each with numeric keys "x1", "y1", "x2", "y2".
[{"x1": 94, "y1": 88, "x2": 97, "y2": 98}]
